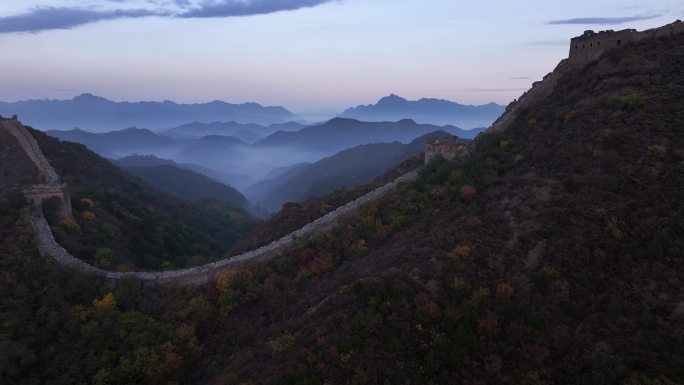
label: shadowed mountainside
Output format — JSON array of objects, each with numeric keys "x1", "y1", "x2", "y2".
[
  {"x1": 120, "y1": 165, "x2": 248, "y2": 209},
  {"x1": 29, "y1": 128, "x2": 261, "y2": 270}
]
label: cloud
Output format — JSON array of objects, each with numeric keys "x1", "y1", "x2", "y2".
[
  {"x1": 508, "y1": 76, "x2": 530, "y2": 80},
  {"x1": 179, "y1": 0, "x2": 337, "y2": 18},
  {"x1": 0, "y1": 1, "x2": 338, "y2": 33},
  {"x1": 0, "y1": 7, "x2": 164, "y2": 33},
  {"x1": 548, "y1": 14, "x2": 662, "y2": 25}
]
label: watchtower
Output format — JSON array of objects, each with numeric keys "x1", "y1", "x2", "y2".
[{"x1": 425, "y1": 136, "x2": 466, "y2": 164}]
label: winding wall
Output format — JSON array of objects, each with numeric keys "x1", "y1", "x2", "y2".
[
  {"x1": 3, "y1": 114, "x2": 421, "y2": 286},
  {"x1": 31, "y1": 170, "x2": 419, "y2": 286}
]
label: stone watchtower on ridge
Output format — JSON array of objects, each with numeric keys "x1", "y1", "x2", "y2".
[
  {"x1": 568, "y1": 20, "x2": 684, "y2": 66},
  {"x1": 424, "y1": 136, "x2": 466, "y2": 164}
]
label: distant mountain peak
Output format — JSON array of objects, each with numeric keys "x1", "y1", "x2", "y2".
[
  {"x1": 377, "y1": 94, "x2": 408, "y2": 104},
  {"x1": 340, "y1": 94, "x2": 505, "y2": 128},
  {"x1": 72, "y1": 93, "x2": 108, "y2": 102}
]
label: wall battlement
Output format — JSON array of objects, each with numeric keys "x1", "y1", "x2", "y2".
[{"x1": 568, "y1": 20, "x2": 684, "y2": 65}]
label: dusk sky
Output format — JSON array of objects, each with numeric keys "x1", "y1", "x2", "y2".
[{"x1": 0, "y1": 0, "x2": 680, "y2": 113}]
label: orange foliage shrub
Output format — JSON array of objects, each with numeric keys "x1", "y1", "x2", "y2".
[
  {"x1": 460, "y1": 185, "x2": 477, "y2": 200},
  {"x1": 81, "y1": 211, "x2": 96, "y2": 221},
  {"x1": 80, "y1": 197, "x2": 94, "y2": 208}
]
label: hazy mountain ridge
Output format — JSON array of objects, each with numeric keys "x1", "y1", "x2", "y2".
[
  {"x1": 254, "y1": 117, "x2": 482, "y2": 153},
  {"x1": 46, "y1": 118, "x2": 477, "y2": 184},
  {"x1": 340, "y1": 94, "x2": 505, "y2": 128},
  {"x1": 0, "y1": 93, "x2": 295, "y2": 132},
  {"x1": 250, "y1": 130, "x2": 455, "y2": 212},
  {"x1": 121, "y1": 164, "x2": 248, "y2": 209}
]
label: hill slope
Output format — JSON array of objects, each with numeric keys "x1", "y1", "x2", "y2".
[
  {"x1": 30, "y1": 128, "x2": 261, "y2": 270},
  {"x1": 121, "y1": 165, "x2": 248, "y2": 208},
  {"x1": 191, "y1": 30, "x2": 684, "y2": 384}
]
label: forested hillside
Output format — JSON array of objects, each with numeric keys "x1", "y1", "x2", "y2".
[{"x1": 30, "y1": 129, "x2": 261, "y2": 270}]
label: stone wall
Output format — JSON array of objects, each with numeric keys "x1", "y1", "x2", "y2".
[
  {"x1": 488, "y1": 59, "x2": 568, "y2": 133},
  {"x1": 31, "y1": 169, "x2": 421, "y2": 287},
  {"x1": 0, "y1": 116, "x2": 72, "y2": 218},
  {"x1": 0, "y1": 116, "x2": 61, "y2": 186}
]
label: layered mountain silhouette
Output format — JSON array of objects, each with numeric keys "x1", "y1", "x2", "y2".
[
  {"x1": 0, "y1": 93, "x2": 295, "y2": 131},
  {"x1": 113, "y1": 154, "x2": 253, "y2": 188},
  {"x1": 340, "y1": 94, "x2": 505, "y2": 128},
  {"x1": 45, "y1": 118, "x2": 476, "y2": 183},
  {"x1": 162, "y1": 121, "x2": 307, "y2": 142},
  {"x1": 249, "y1": 131, "x2": 455, "y2": 212},
  {"x1": 254, "y1": 117, "x2": 482, "y2": 153},
  {"x1": 47, "y1": 127, "x2": 181, "y2": 158},
  {"x1": 120, "y1": 164, "x2": 248, "y2": 209}
]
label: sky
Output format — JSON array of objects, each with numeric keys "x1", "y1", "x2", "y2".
[{"x1": 0, "y1": 0, "x2": 681, "y2": 113}]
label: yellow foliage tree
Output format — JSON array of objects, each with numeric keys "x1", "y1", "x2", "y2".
[{"x1": 93, "y1": 292, "x2": 117, "y2": 309}]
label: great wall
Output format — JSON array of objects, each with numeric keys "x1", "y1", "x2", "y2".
[
  {"x1": 3, "y1": 21, "x2": 683, "y2": 286},
  {"x1": 1, "y1": 114, "x2": 422, "y2": 286}
]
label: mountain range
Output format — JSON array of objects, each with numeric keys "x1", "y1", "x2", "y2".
[
  {"x1": 340, "y1": 94, "x2": 505, "y2": 128},
  {"x1": 248, "y1": 131, "x2": 455, "y2": 212},
  {"x1": 0, "y1": 93, "x2": 295, "y2": 132},
  {"x1": 47, "y1": 118, "x2": 481, "y2": 183},
  {"x1": 162, "y1": 121, "x2": 308, "y2": 143},
  {"x1": 253, "y1": 117, "x2": 483, "y2": 153}
]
